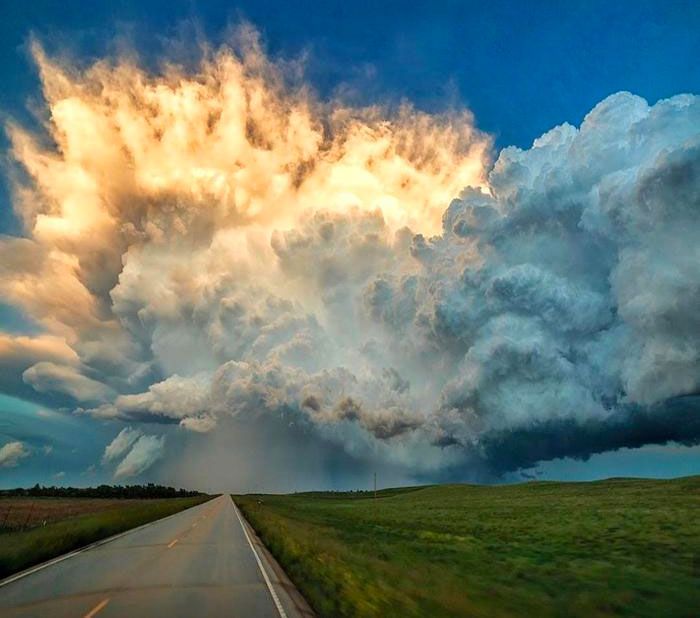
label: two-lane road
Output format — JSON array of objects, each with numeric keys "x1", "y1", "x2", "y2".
[{"x1": 0, "y1": 495, "x2": 291, "y2": 617}]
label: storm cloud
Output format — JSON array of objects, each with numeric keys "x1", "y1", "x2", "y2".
[{"x1": 1, "y1": 29, "x2": 698, "y2": 484}]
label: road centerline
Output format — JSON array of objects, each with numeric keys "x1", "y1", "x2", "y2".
[{"x1": 83, "y1": 597, "x2": 110, "y2": 618}]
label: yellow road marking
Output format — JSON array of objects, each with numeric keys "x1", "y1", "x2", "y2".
[
  {"x1": 84, "y1": 598, "x2": 109, "y2": 618},
  {"x1": 167, "y1": 538, "x2": 179, "y2": 548}
]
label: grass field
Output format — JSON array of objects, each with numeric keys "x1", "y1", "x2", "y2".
[
  {"x1": 236, "y1": 477, "x2": 700, "y2": 618},
  {"x1": 0, "y1": 497, "x2": 160, "y2": 531},
  {"x1": 0, "y1": 496, "x2": 211, "y2": 579}
]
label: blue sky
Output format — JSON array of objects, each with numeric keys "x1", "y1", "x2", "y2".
[{"x1": 1, "y1": 1, "x2": 699, "y2": 489}]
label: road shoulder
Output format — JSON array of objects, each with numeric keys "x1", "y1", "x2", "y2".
[{"x1": 232, "y1": 498, "x2": 316, "y2": 618}]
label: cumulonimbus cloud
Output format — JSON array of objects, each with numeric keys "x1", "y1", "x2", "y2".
[{"x1": 1, "y1": 27, "x2": 699, "y2": 481}]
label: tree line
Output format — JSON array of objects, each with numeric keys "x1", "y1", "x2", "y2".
[{"x1": 0, "y1": 483, "x2": 204, "y2": 499}]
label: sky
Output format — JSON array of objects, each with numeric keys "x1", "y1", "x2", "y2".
[{"x1": 0, "y1": 1, "x2": 699, "y2": 491}]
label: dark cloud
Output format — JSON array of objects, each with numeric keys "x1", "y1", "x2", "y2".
[{"x1": 478, "y1": 396, "x2": 700, "y2": 474}]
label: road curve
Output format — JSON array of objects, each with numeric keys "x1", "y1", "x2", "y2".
[{"x1": 0, "y1": 495, "x2": 290, "y2": 617}]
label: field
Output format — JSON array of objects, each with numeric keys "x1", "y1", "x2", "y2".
[
  {"x1": 236, "y1": 477, "x2": 700, "y2": 618},
  {"x1": 0, "y1": 497, "x2": 157, "y2": 531},
  {"x1": 0, "y1": 496, "x2": 211, "y2": 578}
]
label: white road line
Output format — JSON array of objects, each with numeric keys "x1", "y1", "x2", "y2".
[
  {"x1": 232, "y1": 500, "x2": 288, "y2": 618},
  {"x1": 0, "y1": 497, "x2": 216, "y2": 589}
]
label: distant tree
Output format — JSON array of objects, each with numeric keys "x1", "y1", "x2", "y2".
[{"x1": 0, "y1": 484, "x2": 204, "y2": 499}]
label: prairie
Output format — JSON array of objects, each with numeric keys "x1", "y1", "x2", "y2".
[{"x1": 236, "y1": 477, "x2": 700, "y2": 617}]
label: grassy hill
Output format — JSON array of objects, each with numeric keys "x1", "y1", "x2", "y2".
[{"x1": 235, "y1": 476, "x2": 700, "y2": 617}]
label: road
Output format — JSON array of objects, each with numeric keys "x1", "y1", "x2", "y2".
[{"x1": 0, "y1": 495, "x2": 297, "y2": 617}]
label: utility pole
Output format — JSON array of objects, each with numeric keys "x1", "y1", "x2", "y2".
[{"x1": 373, "y1": 472, "x2": 377, "y2": 500}]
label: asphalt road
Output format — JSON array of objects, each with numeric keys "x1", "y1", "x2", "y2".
[{"x1": 0, "y1": 495, "x2": 288, "y2": 617}]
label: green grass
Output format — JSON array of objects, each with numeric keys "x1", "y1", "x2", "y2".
[
  {"x1": 0, "y1": 496, "x2": 211, "y2": 579},
  {"x1": 235, "y1": 477, "x2": 700, "y2": 618}
]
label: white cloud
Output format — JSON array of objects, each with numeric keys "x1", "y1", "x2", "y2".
[
  {"x1": 114, "y1": 435, "x2": 166, "y2": 479},
  {"x1": 23, "y1": 362, "x2": 113, "y2": 403},
  {"x1": 102, "y1": 427, "x2": 142, "y2": 463},
  {"x1": 0, "y1": 441, "x2": 30, "y2": 468}
]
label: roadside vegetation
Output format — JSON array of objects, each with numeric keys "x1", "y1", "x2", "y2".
[
  {"x1": 0, "y1": 488, "x2": 210, "y2": 578},
  {"x1": 1, "y1": 483, "x2": 202, "y2": 500},
  {"x1": 236, "y1": 477, "x2": 700, "y2": 617}
]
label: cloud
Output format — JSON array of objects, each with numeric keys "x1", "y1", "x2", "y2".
[
  {"x1": 0, "y1": 332, "x2": 80, "y2": 405},
  {"x1": 22, "y1": 361, "x2": 114, "y2": 403},
  {"x1": 114, "y1": 435, "x2": 166, "y2": 479},
  {"x1": 1, "y1": 26, "x2": 699, "y2": 486},
  {"x1": 414, "y1": 92, "x2": 700, "y2": 469},
  {"x1": 0, "y1": 441, "x2": 30, "y2": 468},
  {"x1": 102, "y1": 427, "x2": 142, "y2": 463},
  {"x1": 86, "y1": 374, "x2": 212, "y2": 426},
  {"x1": 331, "y1": 397, "x2": 421, "y2": 440},
  {"x1": 179, "y1": 416, "x2": 217, "y2": 433}
]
